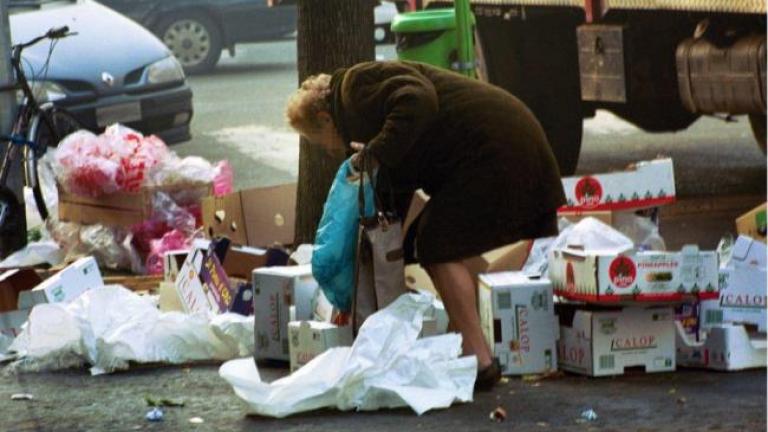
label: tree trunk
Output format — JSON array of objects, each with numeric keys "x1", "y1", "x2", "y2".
[{"x1": 294, "y1": 0, "x2": 376, "y2": 244}]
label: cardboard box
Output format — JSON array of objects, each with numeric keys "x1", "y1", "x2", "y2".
[
  {"x1": 736, "y1": 203, "x2": 766, "y2": 243},
  {"x1": 557, "y1": 305, "x2": 676, "y2": 376},
  {"x1": 174, "y1": 246, "x2": 235, "y2": 316},
  {"x1": 167, "y1": 239, "x2": 277, "y2": 282},
  {"x1": 17, "y1": 257, "x2": 103, "y2": 309},
  {"x1": 560, "y1": 158, "x2": 676, "y2": 212},
  {"x1": 202, "y1": 184, "x2": 296, "y2": 247},
  {"x1": 549, "y1": 245, "x2": 719, "y2": 303},
  {"x1": 478, "y1": 272, "x2": 558, "y2": 375},
  {"x1": 158, "y1": 281, "x2": 184, "y2": 312},
  {"x1": 0, "y1": 269, "x2": 42, "y2": 312},
  {"x1": 404, "y1": 240, "x2": 533, "y2": 296},
  {"x1": 699, "y1": 236, "x2": 766, "y2": 332},
  {"x1": 676, "y1": 322, "x2": 766, "y2": 371},
  {"x1": 253, "y1": 265, "x2": 319, "y2": 361},
  {"x1": 0, "y1": 309, "x2": 30, "y2": 339},
  {"x1": 288, "y1": 321, "x2": 353, "y2": 372},
  {"x1": 59, "y1": 184, "x2": 211, "y2": 227},
  {"x1": 164, "y1": 249, "x2": 190, "y2": 283}
]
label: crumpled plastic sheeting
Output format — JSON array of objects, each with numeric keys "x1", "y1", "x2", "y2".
[
  {"x1": 553, "y1": 217, "x2": 634, "y2": 255},
  {"x1": 6, "y1": 286, "x2": 254, "y2": 375},
  {"x1": 0, "y1": 241, "x2": 63, "y2": 268},
  {"x1": 219, "y1": 293, "x2": 476, "y2": 418}
]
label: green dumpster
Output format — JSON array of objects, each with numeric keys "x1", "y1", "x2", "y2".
[{"x1": 391, "y1": 9, "x2": 474, "y2": 72}]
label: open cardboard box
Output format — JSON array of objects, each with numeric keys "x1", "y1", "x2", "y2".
[
  {"x1": 676, "y1": 322, "x2": 766, "y2": 371},
  {"x1": 202, "y1": 184, "x2": 296, "y2": 248},
  {"x1": 736, "y1": 203, "x2": 766, "y2": 243},
  {"x1": 560, "y1": 158, "x2": 675, "y2": 212}
]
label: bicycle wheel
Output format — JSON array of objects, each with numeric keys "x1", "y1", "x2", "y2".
[{"x1": 26, "y1": 107, "x2": 82, "y2": 221}]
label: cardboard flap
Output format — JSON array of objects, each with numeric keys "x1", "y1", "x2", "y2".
[{"x1": 731, "y1": 236, "x2": 766, "y2": 268}]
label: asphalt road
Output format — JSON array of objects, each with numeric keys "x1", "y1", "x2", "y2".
[
  {"x1": 175, "y1": 38, "x2": 766, "y2": 250},
  {"x1": 1, "y1": 40, "x2": 766, "y2": 432}
]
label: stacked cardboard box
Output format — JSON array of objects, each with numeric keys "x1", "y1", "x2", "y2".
[{"x1": 288, "y1": 321, "x2": 353, "y2": 372}]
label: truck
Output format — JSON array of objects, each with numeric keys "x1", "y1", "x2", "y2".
[{"x1": 406, "y1": 0, "x2": 766, "y2": 175}]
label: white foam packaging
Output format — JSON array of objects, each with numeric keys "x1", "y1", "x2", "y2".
[
  {"x1": 17, "y1": 257, "x2": 103, "y2": 309},
  {"x1": 288, "y1": 321, "x2": 353, "y2": 372},
  {"x1": 478, "y1": 272, "x2": 558, "y2": 375},
  {"x1": 252, "y1": 265, "x2": 319, "y2": 361},
  {"x1": 557, "y1": 305, "x2": 676, "y2": 377}
]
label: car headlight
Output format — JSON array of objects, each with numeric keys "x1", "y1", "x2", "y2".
[
  {"x1": 23, "y1": 81, "x2": 67, "y2": 103},
  {"x1": 147, "y1": 56, "x2": 185, "y2": 84}
]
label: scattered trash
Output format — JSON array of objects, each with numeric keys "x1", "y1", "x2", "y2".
[
  {"x1": 499, "y1": 377, "x2": 510, "y2": 385},
  {"x1": 489, "y1": 406, "x2": 507, "y2": 422},
  {"x1": 145, "y1": 396, "x2": 185, "y2": 408},
  {"x1": 522, "y1": 371, "x2": 564, "y2": 382},
  {"x1": 0, "y1": 241, "x2": 63, "y2": 268},
  {"x1": 536, "y1": 421, "x2": 550, "y2": 427},
  {"x1": 219, "y1": 293, "x2": 476, "y2": 418},
  {"x1": 7, "y1": 286, "x2": 255, "y2": 375},
  {"x1": 10, "y1": 393, "x2": 34, "y2": 401},
  {"x1": 188, "y1": 417, "x2": 204, "y2": 424},
  {"x1": 145, "y1": 407, "x2": 164, "y2": 422},
  {"x1": 580, "y1": 409, "x2": 598, "y2": 421}
]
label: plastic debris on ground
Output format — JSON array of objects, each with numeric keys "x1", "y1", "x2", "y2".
[
  {"x1": 219, "y1": 292, "x2": 476, "y2": 418},
  {"x1": 580, "y1": 409, "x2": 598, "y2": 421},
  {"x1": 188, "y1": 417, "x2": 204, "y2": 424},
  {"x1": 11, "y1": 393, "x2": 34, "y2": 401},
  {"x1": 489, "y1": 406, "x2": 507, "y2": 422},
  {"x1": 145, "y1": 407, "x2": 164, "y2": 422},
  {"x1": 552, "y1": 217, "x2": 634, "y2": 255},
  {"x1": 5, "y1": 285, "x2": 254, "y2": 375}
]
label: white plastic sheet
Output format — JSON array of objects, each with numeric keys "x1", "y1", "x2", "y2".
[
  {"x1": 219, "y1": 292, "x2": 476, "y2": 418},
  {"x1": 553, "y1": 217, "x2": 634, "y2": 255},
  {"x1": 6, "y1": 285, "x2": 254, "y2": 375},
  {"x1": 0, "y1": 241, "x2": 63, "y2": 268}
]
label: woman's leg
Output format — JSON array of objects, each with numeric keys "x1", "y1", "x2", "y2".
[{"x1": 425, "y1": 261, "x2": 493, "y2": 369}]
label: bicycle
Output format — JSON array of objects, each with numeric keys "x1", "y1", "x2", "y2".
[{"x1": 0, "y1": 26, "x2": 82, "y2": 240}]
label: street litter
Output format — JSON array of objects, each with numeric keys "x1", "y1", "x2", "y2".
[
  {"x1": 219, "y1": 292, "x2": 476, "y2": 418},
  {"x1": 10, "y1": 393, "x2": 34, "y2": 401},
  {"x1": 0, "y1": 241, "x2": 63, "y2": 268},
  {"x1": 288, "y1": 320, "x2": 353, "y2": 372},
  {"x1": 188, "y1": 417, "x2": 204, "y2": 424},
  {"x1": 6, "y1": 285, "x2": 254, "y2": 375},
  {"x1": 489, "y1": 406, "x2": 507, "y2": 422},
  {"x1": 145, "y1": 408, "x2": 164, "y2": 422},
  {"x1": 145, "y1": 396, "x2": 185, "y2": 407},
  {"x1": 580, "y1": 409, "x2": 598, "y2": 421},
  {"x1": 736, "y1": 203, "x2": 766, "y2": 243}
]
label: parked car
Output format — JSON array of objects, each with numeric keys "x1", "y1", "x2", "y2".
[
  {"x1": 96, "y1": 0, "x2": 298, "y2": 74},
  {"x1": 8, "y1": 0, "x2": 194, "y2": 144}
]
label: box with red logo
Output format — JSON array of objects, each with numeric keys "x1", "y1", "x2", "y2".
[
  {"x1": 549, "y1": 245, "x2": 719, "y2": 303},
  {"x1": 557, "y1": 304, "x2": 676, "y2": 376},
  {"x1": 478, "y1": 272, "x2": 559, "y2": 375},
  {"x1": 675, "y1": 322, "x2": 766, "y2": 371},
  {"x1": 559, "y1": 158, "x2": 675, "y2": 212}
]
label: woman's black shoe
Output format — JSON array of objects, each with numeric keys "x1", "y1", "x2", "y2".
[{"x1": 475, "y1": 358, "x2": 502, "y2": 392}]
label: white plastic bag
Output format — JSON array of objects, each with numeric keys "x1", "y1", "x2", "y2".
[
  {"x1": 7, "y1": 286, "x2": 255, "y2": 375},
  {"x1": 219, "y1": 292, "x2": 476, "y2": 418},
  {"x1": 553, "y1": 217, "x2": 634, "y2": 254}
]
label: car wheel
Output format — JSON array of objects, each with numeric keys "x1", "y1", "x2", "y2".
[
  {"x1": 374, "y1": 25, "x2": 392, "y2": 44},
  {"x1": 155, "y1": 13, "x2": 223, "y2": 74}
]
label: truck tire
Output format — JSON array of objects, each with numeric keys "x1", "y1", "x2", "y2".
[
  {"x1": 476, "y1": 9, "x2": 584, "y2": 175},
  {"x1": 155, "y1": 12, "x2": 223, "y2": 74},
  {"x1": 750, "y1": 114, "x2": 766, "y2": 154}
]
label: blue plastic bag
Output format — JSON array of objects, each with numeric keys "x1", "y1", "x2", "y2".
[{"x1": 312, "y1": 159, "x2": 375, "y2": 311}]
